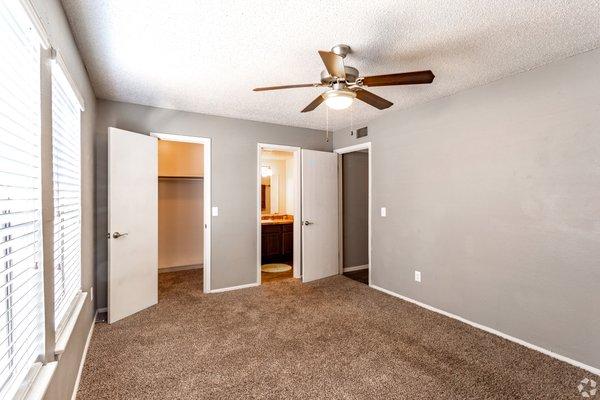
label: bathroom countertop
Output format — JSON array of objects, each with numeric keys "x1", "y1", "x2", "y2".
[{"x1": 261, "y1": 219, "x2": 294, "y2": 225}]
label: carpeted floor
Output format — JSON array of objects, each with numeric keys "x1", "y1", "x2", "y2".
[{"x1": 77, "y1": 270, "x2": 594, "y2": 399}]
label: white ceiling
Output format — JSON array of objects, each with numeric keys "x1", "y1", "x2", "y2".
[{"x1": 61, "y1": 0, "x2": 600, "y2": 131}]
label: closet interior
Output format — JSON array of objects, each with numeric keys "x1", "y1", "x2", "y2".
[{"x1": 157, "y1": 140, "x2": 204, "y2": 275}]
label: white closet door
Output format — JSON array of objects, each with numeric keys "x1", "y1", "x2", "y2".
[
  {"x1": 108, "y1": 128, "x2": 158, "y2": 323},
  {"x1": 301, "y1": 149, "x2": 339, "y2": 282}
]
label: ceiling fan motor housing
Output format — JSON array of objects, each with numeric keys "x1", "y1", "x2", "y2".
[{"x1": 320, "y1": 66, "x2": 359, "y2": 84}]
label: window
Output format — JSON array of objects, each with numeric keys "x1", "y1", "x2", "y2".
[
  {"x1": 0, "y1": 0, "x2": 85, "y2": 397},
  {"x1": 0, "y1": 1, "x2": 45, "y2": 398},
  {"x1": 51, "y1": 61, "x2": 82, "y2": 332}
]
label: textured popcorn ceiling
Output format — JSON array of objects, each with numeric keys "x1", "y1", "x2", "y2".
[{"x1": 61, "y1": 0, "x2": 600, "y2": 131}]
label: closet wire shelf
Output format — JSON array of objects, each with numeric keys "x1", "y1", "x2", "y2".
[{"x1": 158, "y1": 176, "x2": 203, "y2": 180}]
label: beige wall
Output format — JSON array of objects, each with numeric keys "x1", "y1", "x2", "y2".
[
  {"x1": 334, "y1": 48, "x2": 600, "y2": 369},
  {"x1": 261, "y1": 150, "x2": 293, "y2": 215},
  {"x1": 285, "y1": 157, "x2": 294, "y2": 214},
  {"x1": 158, "y1": 179, "x2": 204, "y2": 269},
  {"x1": 158, "y1": 141, "x2": 204, "y2": 269},
  {"x1": 261, "y1": 159, "x2": 287, "y2": 214},
  {"x1": 158, "y1": 140, "x2": 204, "y2": 177},
  {"x1": 32, "y1": 1, "x2": 97, "y2": 399}
]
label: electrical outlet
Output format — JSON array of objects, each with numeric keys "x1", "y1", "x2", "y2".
[
  {"x1": 414, "y1": 270, "x2": 421, "y2": 283},
  {"x1": 381, "y1": 207, "x2": 387, "y2": 217},
  {"x1": 212, "y1": 206, "x2": 219, "y2": 216}
]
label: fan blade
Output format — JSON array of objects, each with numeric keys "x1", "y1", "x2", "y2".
[
  {"x1": 253, "y1": 83, "x2": 319, "y2": 92},
  {"x1": 318, "y1": 51, "x2": 346, "y2": 79},
  {"x1": 355, "y1": 90, "x2": 393, "y2": 110},
  {"x1": 361, "y1": 70, "x2": 435, "y2": 87},
  {"x1": 301, "y1": 95, "x2": 324, "y2": 113}
]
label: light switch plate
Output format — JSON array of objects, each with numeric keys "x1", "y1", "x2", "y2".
[
  {"x1": 414, "y1": 270, "x2": 421, "y2": 283},
  {"x1": 212, "y1": 206, "x2": 219, "y2": 216},
  {"x1": 381, "y1": 207, "x2": 387, "y2": 217},
  {"x1": 90, "y1": 287, "x2": 94, "y2": 301}
]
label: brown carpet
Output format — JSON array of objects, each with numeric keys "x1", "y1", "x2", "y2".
[{"x1": 77, "y1": 270, "x2": 594, "y2": 399}]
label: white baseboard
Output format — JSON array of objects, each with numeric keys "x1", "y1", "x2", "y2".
[
  {"x1": 209, "y1": 282, "x2": 259, "y2": 293},
  {"x1": 343, "y1": 264, "x2": 368, "y2": 273},
  {"x1": 369, "y1": 284, "x2": 600, "y2": 376},
  {"x1": 70, "y1": 311, "x2": 97, "y2": 400}
]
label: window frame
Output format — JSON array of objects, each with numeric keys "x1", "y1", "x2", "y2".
[
  {"x1": 0, "y1": 2, "x2": 47, "y2": 399},
  {"x1": 1, "y1": 1, "x2": 88, "y2": 399},
  {"x1": 50, "y1": 56, "x2": 83, "y2": 337}
]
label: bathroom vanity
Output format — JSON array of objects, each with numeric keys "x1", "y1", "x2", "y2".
[{"x1": 261, "y1": 215, "x2": 293, "y2": 264}]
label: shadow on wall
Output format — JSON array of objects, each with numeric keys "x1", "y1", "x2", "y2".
[{"x1": 94, "y1": 125, "x2": 108, "y2": 310}]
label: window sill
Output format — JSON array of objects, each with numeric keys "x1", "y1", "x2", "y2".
[
  {"x1": 21, "y1": 362, "x2": 57, "y2": 400},
  {"x1": 55, "y1": 291, "x2": 88, "y2": 356},
  {"x1": 19, "y1": 292, "x2": 88, "y2": 399}
]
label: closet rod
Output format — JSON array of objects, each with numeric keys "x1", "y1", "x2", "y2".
[{"x1": 158, "y1": 176, "x2": 204, "y2": 180}]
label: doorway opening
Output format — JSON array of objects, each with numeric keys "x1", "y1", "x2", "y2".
[
  {"x1": 257, "y1": 144, "x2": 301, "y2": 284},
  {"x1": 335, "y1": 143, "x2": 371, "y2": 285},
  {"x1": 152, "y1": 133, "x2": 212, "y2": 294}
]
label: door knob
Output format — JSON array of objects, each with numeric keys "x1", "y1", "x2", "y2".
[
  {"x1": 112, "y1": 232, "x2": 128, "y2": 239},
  {"x1": 303, "y1": 221, "x2": 313, "y2": 226}
]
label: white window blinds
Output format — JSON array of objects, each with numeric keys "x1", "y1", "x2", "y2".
[
  {"x1": 0, "y1": 1, "x2": 45, "y2": 399},
  {"x1": 51, "y1": 61, "x2": 82, "y2": 331}
]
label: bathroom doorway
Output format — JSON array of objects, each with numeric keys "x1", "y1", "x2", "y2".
[{"x1": 257, "y1": 144, "x2": 301, "y2": 284}]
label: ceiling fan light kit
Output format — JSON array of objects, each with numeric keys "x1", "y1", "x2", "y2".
[
  {"x1": 323, "y1": 88, "x2": 356, "y2": 110},
  {"x1": 253, "y1": 44, "x2": 435, "y2": 113}
]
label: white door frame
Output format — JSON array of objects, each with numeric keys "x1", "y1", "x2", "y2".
[
  {"x1": 151, "y1": 132, "x2": 212, "y2": 293},
  {"x1": 334, "y1": 142, "x2": 372, "y2": 285},
  {"x1": 257, "y1": 143, "x2": 302, "y2": 283}
]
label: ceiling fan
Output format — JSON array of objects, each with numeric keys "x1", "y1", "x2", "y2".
[{"x1": 253, "y1": 44, "x2": 435, "y2": 112}]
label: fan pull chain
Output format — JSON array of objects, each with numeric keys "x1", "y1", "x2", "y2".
[{"x1": 325, "y1": 106, "x2": 330, "y2": 142}]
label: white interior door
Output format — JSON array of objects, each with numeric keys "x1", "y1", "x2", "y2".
[
  {"x1": 108, "y1": 128, "x2": 158, "y2": 323},
  {"x1": 301, "y1": 149, "x2": 338, "y2": 282}
]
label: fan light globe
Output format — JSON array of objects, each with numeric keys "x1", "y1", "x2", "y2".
[{"x1": 323, "y1": 90, "x2": 356, "y2": 110}]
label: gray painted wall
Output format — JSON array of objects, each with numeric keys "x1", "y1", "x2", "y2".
[
  {"x1": 95, "y1": 100, "x2": 330, "y2": 307},
  {"x1": 333, "y1": 49, "x2": 600, "y2": 369},
  {"x1": 342, "y1": 152, "x2": 369, "y2": 268},
  {"x1": 32, "y1": 1, "x2": 97, "y2": 399}
]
